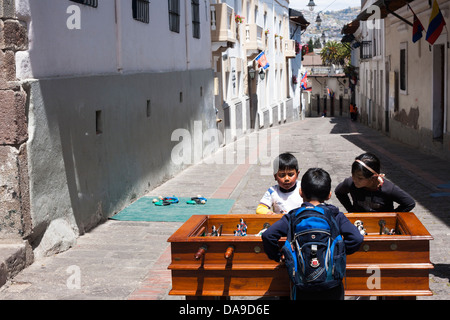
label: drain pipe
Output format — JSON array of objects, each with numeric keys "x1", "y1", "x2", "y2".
[
  {"x1": 115, "y1": 0, "x2": 123, "y2": 73},
  {"x1": 185, "y1": 0, "x2": 190, "y2": 70}
]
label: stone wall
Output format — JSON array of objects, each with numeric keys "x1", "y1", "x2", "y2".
[
  {"x1": 0, "y1": 0, "x2": 31, "y2": 240},
  {"x1": 0, "y1": 0, "x2": 33, "y2": 287}
]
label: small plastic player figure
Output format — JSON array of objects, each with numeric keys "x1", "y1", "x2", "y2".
[
  {"x1": 211, "y1": 225, "x2": 218, "y2": 237},
  {"x1": 354, "y1": 220, "x2": 367, "y2": 236},
  {"x1": 256, "y1": 222, "x2": 271, "y2": 236},
  {"x1": 233, "y1": 219, "x2": 247, "y2": 236},
  {"x1": 239, "y1": 218, "x2": 247, "y2": 236},
  {"x1": 234, "y1": 224, "x2": 242, "y2": 236}
]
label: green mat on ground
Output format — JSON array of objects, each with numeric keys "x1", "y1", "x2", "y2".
[{"x1": 110, "y1": 197, "x2": 235, "y2": 222}]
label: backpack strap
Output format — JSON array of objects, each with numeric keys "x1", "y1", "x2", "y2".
[
  {"x1": 292, "y1": 205, "x2": 325, "y2": 217},
  {"x1": 292, "y1": 205, "x2": 341, "y2": 239}
]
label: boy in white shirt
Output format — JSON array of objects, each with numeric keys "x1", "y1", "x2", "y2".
[{"x1": 256, "y1": 153, "x2": 302, "y2": 215}]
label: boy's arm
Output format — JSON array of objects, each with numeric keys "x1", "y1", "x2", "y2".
[
  {"x1": 257, "y1": 188, "x2": 275, "y2": 214},
  {"x1": 336, "y1": 212, "x2": 364, "y2": 255},
  {"x1": 334, "y1": 178, "x2": 354, "y2": 212},
  {"x1": 261, "y1": 215, "x2": 289, "y2": 262},
  {"x1": 390, "y1": 183, "x2": 416, "y2": 212},
  {"x1": 256, "y1": 203, "x2": 274, "y2": 215}
]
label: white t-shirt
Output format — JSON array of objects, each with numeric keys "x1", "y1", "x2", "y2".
[{"x1": 259, "y1": 181, "x2": 302, "y2": 214}]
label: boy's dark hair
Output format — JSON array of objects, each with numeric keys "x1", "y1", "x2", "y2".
[
  {"x1": 351, "y1": 152, "x2": 381, "y2": 178},
  {"x1": 301, "y1": 168, "x2": 331, "y2": 202},
  {"x1": 273, "y1": 153, "x2": 299, "y2": 174}
]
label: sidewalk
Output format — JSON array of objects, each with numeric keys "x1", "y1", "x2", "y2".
[{"x1": 0, "y1": 116, "x2": 448, "y2": 300}]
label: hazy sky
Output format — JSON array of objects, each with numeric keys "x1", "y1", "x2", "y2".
[{"x1": 289, "y1": 0, "x2": 361, "y2": 12}]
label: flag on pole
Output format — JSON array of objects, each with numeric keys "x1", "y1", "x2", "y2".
[
  {"x1": 409, "y1": 5, "x2": 424, "y2": 43},
  {"x1": 426, "y1": 0, "x2": 446, "y2": 45},
  {"x1": 300, "y1": 72, "x2": 308, "y2": 90},
  {"x1": 255, "y1": 51, "x2": 270, "y2": 70},
  {"x1": 327, "y1": 87, "x2": 335, "y2": 98},
  {"x1": 413, "y1": 14, "x2": 425, "y2": 42}
]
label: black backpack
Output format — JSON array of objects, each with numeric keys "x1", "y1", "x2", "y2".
[{"x1": 281, "y1": 205, "x2": 346, "y2": 298}]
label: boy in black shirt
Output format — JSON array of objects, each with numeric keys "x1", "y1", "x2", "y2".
[{"x1": 262, "y1": 168, "x2": 364, "y2": 300}]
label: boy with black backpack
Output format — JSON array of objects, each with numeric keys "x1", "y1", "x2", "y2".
[{"x1": 261, "y1": 168, "x2": 364, "y2": 300}]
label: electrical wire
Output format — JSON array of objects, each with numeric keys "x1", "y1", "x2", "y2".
[{"x1": 319, "y1": 0, "x2": 339, "y2": 12}]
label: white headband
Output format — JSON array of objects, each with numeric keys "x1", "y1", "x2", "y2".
[{"x1": 355, "y1": 159, "x2": 385, "y2": 186}]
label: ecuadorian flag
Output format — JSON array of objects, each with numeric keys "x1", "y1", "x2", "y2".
[{"x1": 426, "y1": 0, "x2": 446, "y2": 45}]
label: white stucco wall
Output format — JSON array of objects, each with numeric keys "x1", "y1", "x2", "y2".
[
  {"x1": 15, "y1": 0, "x2": 212, "y2": 79},
  {"x1": 12, "y1": 0, "x2": 217, "y2": 257}
]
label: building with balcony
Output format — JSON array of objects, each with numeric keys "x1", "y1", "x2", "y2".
[
  {"x1": 288, "y1": 8, "x2": 309, "y2": 119},
  {"x1": 0, "y1": 0, "x2": 309, "y2": 273},
  {"x1": 211, "y1": 0, "x2": 307, "y2": 143}
]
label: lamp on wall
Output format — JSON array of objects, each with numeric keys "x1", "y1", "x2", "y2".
[
  {"x1": 259, "y1": 69, "x2": 266, "y2": 80},
  {"x1": 249, "y1": 68, "x2": 256, "y2": 80},
  {"x1": 307, "y1": 0, "x2": 316, "y2": 12}
]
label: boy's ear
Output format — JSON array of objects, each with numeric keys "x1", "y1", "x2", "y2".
[
  {"x1": 299, "y1": 189, "x2": 304, "y2": 198},
  {"x1": 326, "y1": 191, "x2": 332, "y2": 201}
]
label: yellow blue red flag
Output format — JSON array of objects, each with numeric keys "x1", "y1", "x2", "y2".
[{"x1": 426, "y1": 0, "x2": 446, "y2": 45}]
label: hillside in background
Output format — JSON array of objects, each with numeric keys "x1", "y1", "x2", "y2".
[{"x1": 300, "y1": 6, "x2": 360, "y2": 44}]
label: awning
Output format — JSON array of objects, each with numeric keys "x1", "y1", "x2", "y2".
[
  {"x1": 289, "y1": 8, "x2": 310, "y2": 31},
  {"x1": 341, "y1": 20, "x2": 360, "y2": 35}
]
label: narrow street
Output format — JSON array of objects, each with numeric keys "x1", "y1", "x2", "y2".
[{"x1": 0, "y1": 116, "x2": 448, "y2": 300}]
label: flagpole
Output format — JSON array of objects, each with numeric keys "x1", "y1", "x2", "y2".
[
  {"x1": 407, "y1": 4, "x2": 417, "y2": 16},
  {"x1": 248, "y1": 51, "x2": 265, "y2": 66}
]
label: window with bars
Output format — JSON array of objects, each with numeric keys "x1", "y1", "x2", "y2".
[
  {"x1": 360, "y1": 41, "x2": 373, "y2": 60},
  {"x1": 400, "y1": 42, "x2": 407, "y2": 94},
  {"x1": 169, "y1": 0, "x2": 180, "y2": 33},
  {"x1": 132, "y1": 0, "x2": 150, "y2": 24},
  {"x1": 192, "y1": 0, "x2": 200, "y2": 39},
  {"x1": 70, "y1": 0, "x2": 98, "y2": 8}
]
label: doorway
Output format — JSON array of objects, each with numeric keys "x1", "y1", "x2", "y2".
[{"x1": 432, "y1": 43, "x2": 446, "y2": 141}]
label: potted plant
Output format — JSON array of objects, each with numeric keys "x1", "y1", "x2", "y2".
[{"x1": 235, "y1": 15, "x2": 244, "y2": 24}]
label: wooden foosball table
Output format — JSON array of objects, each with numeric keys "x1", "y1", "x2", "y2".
[{"x1": 167, "y1": 212, "x2": 433, "y2": 299}]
